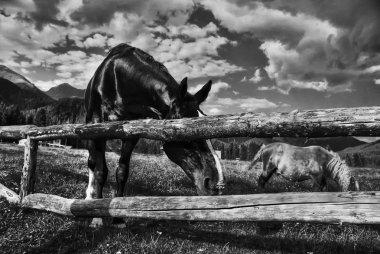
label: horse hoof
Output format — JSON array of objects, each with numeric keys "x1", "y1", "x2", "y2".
[
  {"x1": 89, "y1": 218, "x2": 104, "y2": 228},
  {"x1": 112, "y1": 218, "x2": 127, "y2": 228},
  {"x1": 112, "y1": 223, "x2": 127, "y2": 229}
]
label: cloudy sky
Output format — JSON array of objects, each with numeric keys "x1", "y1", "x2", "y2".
[{"x1": 1, "y1": 0, "x2": 380, "y2": 114}]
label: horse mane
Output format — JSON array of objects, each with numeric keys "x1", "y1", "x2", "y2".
[{"x1": 326, "y1": 153, "x2": 352, "y2": 191}]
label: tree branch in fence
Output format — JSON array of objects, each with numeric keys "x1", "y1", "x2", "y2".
[
  {"x1": 19, "y1": 137, "x2": 38, "y2": 200},
  {"x1": 0, "y1": 183, "x2": 20, "y2": 204}
]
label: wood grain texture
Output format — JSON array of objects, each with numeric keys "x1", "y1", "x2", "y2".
[
  {"x1": 0, "y1": 183, "x2": 20, "y2": 204},
  {"x1": 0, "y1": 125, "x2": 36, "y2": 140},
  {"x1": 21, "y1": 192, "x2": 380, "y2": 224},
  {"x1": 2, "y1": 107, "x2": 380, "y2": 141},
  {"x1": 23, "y1": 106, "x2": 380, "y2": 141},
  {"x1": 19, "y1": 137, "x2": 38, "y2": 200}
]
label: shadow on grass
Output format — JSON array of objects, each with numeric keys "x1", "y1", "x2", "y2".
[
  {"x1": 226, "y1": 176, "x2": 257, "y2": 195},
  {"x1": 131, "y1": 220, "x2": 379, "y2": 254},
  {"x1": 24, "y1": 221, "x2": 104, "y2": 254}
]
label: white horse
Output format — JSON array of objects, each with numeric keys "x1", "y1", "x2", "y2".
[{"x1": 248, "y1": 142, "x2": 359, "y2": 192}]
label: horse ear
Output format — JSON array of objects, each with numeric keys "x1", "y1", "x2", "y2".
[
  {"x1": 178, "y1": 77, "x2": 188, "y2": 99},
  {"x1": 194, "y1": 80, "x2": 212, "y2": 105}
]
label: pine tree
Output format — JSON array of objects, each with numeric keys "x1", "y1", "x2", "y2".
[
  {"x1": 240, "y1": 144, "x2": 247, "y2": 161},
  {"x1": 34, "y1": 108, "x2": 47, "y2": 126}
]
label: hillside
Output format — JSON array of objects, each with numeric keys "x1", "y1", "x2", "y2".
[
  {"x1": 46, "y1": 83, "x2": 85, "y2": 100},
  {"x1": 0, "y1": 77, "x2": 53, "y2": 109},
  {"x1": 0, "y1": 65, "x2": 35, "y2": 90},
  {"x1": 339, "y1": 140, "x2": 380, "y2": 167},
  {"x1": 0, "y1": 65, "x2": 53, "y2": 109},
  {"x1": 340, "y1": 140, "x2": 380, "y2": 154}
]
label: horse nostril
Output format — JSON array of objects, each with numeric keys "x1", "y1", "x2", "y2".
[{"x1": 204, "y1": 177, "x2": 211, "y2": 190}]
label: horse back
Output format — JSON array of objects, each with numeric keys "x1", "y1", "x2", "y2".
[
  {"x1": 85, "y1": 44, "x2": 176, "y2": 122},
  {"x1": 263, "y1": 143, "x2": 330, "y2": 172}
]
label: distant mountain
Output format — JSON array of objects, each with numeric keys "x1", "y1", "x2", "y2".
[
  {"x1": 0, "y1": 66, "x2": 54, "y2": 109},
  {"x1": 45, "y1": 83, "x2": 85, "y2": 100},
  {"x1": 0, "y1": 65, "x2": 36, "y2": 90}
]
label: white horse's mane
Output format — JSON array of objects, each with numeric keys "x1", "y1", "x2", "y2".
[{"x1": 326, "y1": 151, "x2": 351, "y2": 190}]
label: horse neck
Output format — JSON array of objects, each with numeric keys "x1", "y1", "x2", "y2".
[
  {"x1": 148, "y1": 80, "x2": 177, "y2": 116},
  {"x1": 326, "y1": 154, "x2": 351, "y2": 191}
]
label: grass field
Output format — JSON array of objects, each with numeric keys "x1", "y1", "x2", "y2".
[{"x1": 1, "y1": 143, "x2": 380, "y2": 254}]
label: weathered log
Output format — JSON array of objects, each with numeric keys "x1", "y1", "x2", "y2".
[
  {"x1": 22, "y1": 192, "x2": 380, "y2": 224},
  {"x1": 0, "y1": 183, "x2": 20, "y2": 204},
  {"x1": 0, "y1": 125, "x2": 36, "y2": 140},
  {"x1": 24, "y1": 106, "x2": 380, "y2": 141},
  {"x1": 19, "y1": 137, "x2": 38, "y2": 200}
]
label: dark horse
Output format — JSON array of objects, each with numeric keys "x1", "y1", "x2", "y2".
[{"x1": 85, "y1": 44, "x2": 225, "y2": 226}]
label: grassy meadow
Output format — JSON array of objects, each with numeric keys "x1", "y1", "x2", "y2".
[{"x1": 0, "y1": 143, "x2": 380, "y2": 253}]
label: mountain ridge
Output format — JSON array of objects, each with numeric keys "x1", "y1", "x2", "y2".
[{"x1": 45, "y1": 83, "x2": 85, "y2": 100}]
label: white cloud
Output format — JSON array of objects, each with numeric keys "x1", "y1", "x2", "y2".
[
  {"x1": 57, "y1": 72, "x2": 72, "y2": 79},
  {"x1": 217, "y1": 97, "x2": 278, "y2": 111},
  {"x1": 20, "y1": 68, "x2": 30, "y2": 74},
  {"x1": 249, "y1": 69, "x2": 264, "y2": 83},
  {"x1": 164, "y1": 57, "x2": 244, "y2": 81},
  {"x1": 83, "y1": 34, "x2": 108, "y2": 48},
  {"x1": 1, "y1": 0, "x2": 36, "y2": 14},
  {"x1": 166, "y1": 22, "x2": 218, "y2": 38},
  {"x1": 200, "y1": 0, "x2": 337, "y2": 43},
  {"x1": 0, "y1": 0, "x2": 244, "y2": 91},
  {"x1": 257, "y1": 86, "x2": 276, "y2": 91},
  {"x1": 365, "y1": 65, "x2": 380, "y2": 74},
  {"x1": 199, "y1": 0, "x2": 378, "y2": 93},
  {"x1": 189, "y1": 81, "x2": 230, "y2": 97},
  {"x1": 56, "y1": 0, "x2": 84, "y2": 24},
  {"x1": 33, "y1": 52, "x2": 104, "y2": 90},
  {"x1": 208, "y1": 108, "x2": 222, "y2": 115}
]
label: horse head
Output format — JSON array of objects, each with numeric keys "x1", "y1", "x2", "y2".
[{"x1": 163, "y1": 77, "x2": 225, "y2": 195}]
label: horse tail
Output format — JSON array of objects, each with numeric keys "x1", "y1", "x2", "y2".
[{"x1": 247, "y1": 144, "x2": 265, "y2": 170}]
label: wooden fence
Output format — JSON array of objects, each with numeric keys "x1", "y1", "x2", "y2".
[{"x1": 1, "y1": 106, "x2": 380, "y2": 225}]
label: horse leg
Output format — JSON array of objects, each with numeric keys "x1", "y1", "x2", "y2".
[
  {"x1": 86, "y1": 139, "x2": 108, "y2": 227},
  {"x1": 113, "y1": 139, "x2": 139, "y2": 226},
  {"x1": 320, "y1": 177, "x2": 327, "y2": 191},
  {"x1": 311, "y1": 176, "x2": 326, "y2": 192},
  {"x1": 257, "y1": 162, "x2": 276, "y2": 192}
]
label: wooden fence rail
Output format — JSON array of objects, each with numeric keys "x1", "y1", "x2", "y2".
[
  {"x1": 1, "y1": 106, "x2": 380, "y2": 141},
  {"x1": 20, "y1": 192, "x2": 380, "y2": 224}
]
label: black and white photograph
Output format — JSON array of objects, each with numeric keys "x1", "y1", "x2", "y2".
[{"x1": 0, "y1": 0, "x2": 380, "y2": 253}]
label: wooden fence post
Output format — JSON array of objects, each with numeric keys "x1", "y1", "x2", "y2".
[{"x1": 19, "y1": 137, "x2": 38, "y2": 200}]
